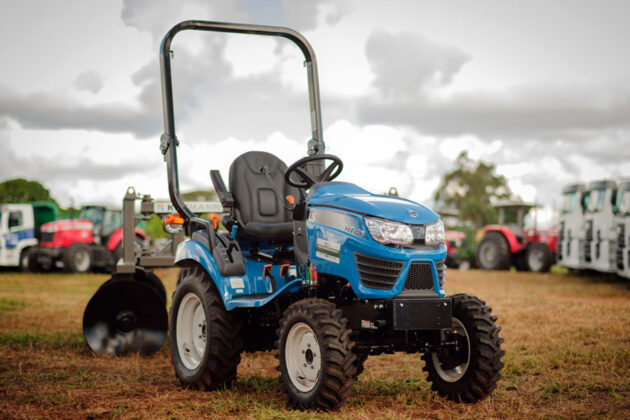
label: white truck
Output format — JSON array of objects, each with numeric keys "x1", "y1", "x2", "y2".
[
  {"x1": 0, "y1": 202, "x2": 59, "y2": 270},
  {"x1": 557, "y1": 183, "x2": 586, "y2": 270},
  {"x1": 614, "y1": 180, "x2": 630, "y2": 279},
  {"x1": 581, "y1": 180, "x2": 618, "y2": 273}
]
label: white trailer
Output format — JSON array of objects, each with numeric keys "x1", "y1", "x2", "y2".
[
  {"x1": 614, "y1": 180, "x2": 630, "y2": 279},
  {"x1": 582, "y1": 180, "x2": 617, "y2": 273},
  {"x1": 557, "y1": 183, "x2": 586, "y2": 270}
]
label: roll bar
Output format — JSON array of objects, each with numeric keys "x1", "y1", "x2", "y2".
[{"x1": 159, "y1": 20, "x2": 325, "y2": 226}]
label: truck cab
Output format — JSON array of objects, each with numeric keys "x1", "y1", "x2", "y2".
[
  {"x1": 581, "y1": 180, "x2": 617, "y2": 273},
  {"x1": 614, "y1": 181, "x2": 630, "y2": 279},
  {"x1": 0, "y1": 202, "x2": 58, "y2": 270},
  {"x1": 557, "y1": 183, "x2": 586, "y2": 270}
]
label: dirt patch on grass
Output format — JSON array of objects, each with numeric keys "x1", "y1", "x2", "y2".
[{"x1": 1, "y1": 268, "x2": 629, "y2": 418}]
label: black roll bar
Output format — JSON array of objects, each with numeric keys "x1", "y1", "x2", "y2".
[{"x1": 159, "y1": 20, "x2": 325, "y2": 225}]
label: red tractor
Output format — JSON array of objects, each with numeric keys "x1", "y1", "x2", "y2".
[
  {"x1": 30, "y1": 205, "x2": 146, "y2": 273},
  {"x1": 476, "y1": 201, "x2": 558, "y2": 272}
]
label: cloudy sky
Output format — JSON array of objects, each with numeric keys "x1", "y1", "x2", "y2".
[{"x1": 1, "y1": 0, "x2": 629, "y2": 226}]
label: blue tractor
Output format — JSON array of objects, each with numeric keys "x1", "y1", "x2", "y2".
[{"x1": 84, "y1": 21, "x2": 504, "y2": 410}]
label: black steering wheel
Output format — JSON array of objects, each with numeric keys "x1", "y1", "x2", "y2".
[{"x1": 285, "y1": 154, "x2": 344, "y2": 189}]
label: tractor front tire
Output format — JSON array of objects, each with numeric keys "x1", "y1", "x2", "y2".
[
  {"x1": 277, "y1": 298, "x2": 357, "y2": 410},
  {"x1": 477, "y1": 232, "x2": 511, "y2": 270},
  {"x1": 170, "y1": 266, "x2": 242, "y2": 390},
  {"x1": 63, "y1": 244, "x2": 92, "y2": 273},
  {"x1": 526, "y1": 243, "x2": 553, "y2": 272},
  {"x1": 422, "y1": 294, "x2": 504, "y2": 402}
]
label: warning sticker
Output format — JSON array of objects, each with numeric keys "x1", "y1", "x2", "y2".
[
  {"x1": 230, "y1": 277, "x2": 245, "y2": 289},
  {"x1": 316, "y1": 238, "x2": 341, "y2": 264}
]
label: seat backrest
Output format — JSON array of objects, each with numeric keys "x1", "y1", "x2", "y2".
[{"x1": 229, "y1": 151, "x2": 299, "y2": 226}]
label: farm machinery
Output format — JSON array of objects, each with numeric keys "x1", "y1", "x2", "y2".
[
  {"x1": 82, "y1": 20, "x2": 504, "y2": 410},
  {"x1": 558, "y1": 179, "x2": 630, "y2": 279},
  {"x1": 29, "y1": 205, "x2": 146, "y2": 273},
  {"x1": 615, "y1": 180, "x2": 630, "y2": 279},
  {"x1": 476, "y1": 201, "x2": 558, "y2": 272}
]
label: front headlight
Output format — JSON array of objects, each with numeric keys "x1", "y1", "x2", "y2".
[
  {"x1": 365, "y1": 217, "x2": 413, "y2": 245},
  {"x1": 425, "y1": 219, "x2": 445, "y2": 245}
]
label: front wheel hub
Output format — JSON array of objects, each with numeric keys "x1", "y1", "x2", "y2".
[{"x1": 285, "y1": 322, "x2": 321, "y2": 392}]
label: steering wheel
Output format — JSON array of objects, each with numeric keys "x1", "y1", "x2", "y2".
[{"x1": 284, "y1": 154, "x2": 344, "y2": 189}]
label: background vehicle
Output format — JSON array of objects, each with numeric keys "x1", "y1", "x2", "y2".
[
  {"x1": 476, "y1": 201, "x2": 558, "y2": 272},
  {"x1": 30, "y1": 205, "x2": 145, "y2": 273},
  {"x1": 557, "y1": 183, "x2": 586, "y2": 270},
  {"x1": 0, "y1": 202, "x2": 58, "y2": 270},
  {"x1": 581, "y1": 180, "x2": 617, "y2": 273},
  {"x1": 614, "y1": 180, "x2": 630, "y2": 279},
  {"x1": 82, "y1": 21, "x2": 504, "y2": 411}
]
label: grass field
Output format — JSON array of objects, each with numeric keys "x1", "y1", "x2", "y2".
[{"x1": 1, "y1": 267, "x2": 629, "y2": 419}]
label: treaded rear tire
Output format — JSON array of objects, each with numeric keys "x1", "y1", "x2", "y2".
[
  {"x1": 170, "y1": 266, "x2": 243, "y2": 390},
  {"x1": 276, "y1": 298, "x2": 357, "y2": 410},
  {"x1": 422, "y1": 293, "x2": 504, "y2": 402},
  {"x1": 477, "y1": 232, "x2": 511, "y2": 270}
]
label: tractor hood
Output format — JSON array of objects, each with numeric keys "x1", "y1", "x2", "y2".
[
  {"x1": 307, "y1": 183, "x2": 439, "y2": 225},
  {"x1": 41, "y1": 219, "x2": 94, "y2": 233}
]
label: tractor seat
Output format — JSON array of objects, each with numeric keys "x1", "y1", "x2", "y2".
[{"x1": 229, "y1": 151, "x2": 299, "y2": 242}]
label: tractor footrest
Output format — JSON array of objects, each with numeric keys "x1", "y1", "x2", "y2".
[{"x1": 392, "y1": 298, "x2": 451, "y2": 330}]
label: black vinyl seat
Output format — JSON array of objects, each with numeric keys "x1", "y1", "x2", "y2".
[{"x1": 229, "y1": 151, "x2": 299, "y2": 242}]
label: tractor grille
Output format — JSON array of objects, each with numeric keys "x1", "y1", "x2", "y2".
[
  {"x1": 355, "y1": 254, "x2": 403, "y2": 289},
  {"x1": 40, "y1": 232, "x2": 54, "y2": 243},
  {"x1": 403, "y1": 263, "x2": 435, "y2": 290},
  {"x1": 436, "y1": 261, "x2": 446, "y2": 289}
]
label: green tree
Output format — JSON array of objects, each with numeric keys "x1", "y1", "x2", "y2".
[
  {"x1": 433, "y1": 152, "x2": 511, "y2": 232},
  {"x1": 0, "y1": 178, "x2": 53, "y2": 203}
]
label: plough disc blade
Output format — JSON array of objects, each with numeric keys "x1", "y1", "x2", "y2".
[{"x1": 83, "y1": 275, "x2": 167, "y2": 356}]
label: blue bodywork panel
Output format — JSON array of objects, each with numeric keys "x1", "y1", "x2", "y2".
[
  {"x1": 175, "y1": 182, "x2": 447, "y2": 310},
  {"x1": 3, "y1": 229, "x2": 34, "y2": 249},
  {"x1": 308, "y1": 183, "x2": 439, "y2": 225},
  {"x1": 175, "y1": 239, "x2": 301, "y2": 310}
]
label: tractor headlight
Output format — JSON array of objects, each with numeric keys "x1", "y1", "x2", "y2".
[
  {"x1": 425, "y1": 219, "x2": 445, "y2": 245},
  {"x1": 365, "y1": 217, "x2": 413, "y2": 245}
]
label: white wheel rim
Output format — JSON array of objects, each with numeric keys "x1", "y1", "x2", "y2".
[
  {"x1": 480, "y1": 242, "x2": 496, "y2": 266},
  {"x1": 74, "y1": 249, "x2": 90, "y2": 272},
  {"x1": 285, "y1": 322, "x2": 321, "y2": 392},
  {"x1": 528, "y1": 249, "x2": 543, "y2": 271},
  {"x1": 176, "y1": 293, "x2": 207, "y2": 370},
  {"x1": 432, "y1": 317, "x2": 470, "y2": 383}
]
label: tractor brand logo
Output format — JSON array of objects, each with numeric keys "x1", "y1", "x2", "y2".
[{"x1": 408, "y1": 210, "x2": 417, "y2": 217}]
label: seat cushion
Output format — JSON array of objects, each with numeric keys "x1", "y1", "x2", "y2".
[{"x1": 242, "y1": 221, "x2": 294, "y2": 242}]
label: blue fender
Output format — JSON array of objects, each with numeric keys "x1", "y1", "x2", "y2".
[{"x1": 174, "y1": 239, "x2": 302, "y2": 311}]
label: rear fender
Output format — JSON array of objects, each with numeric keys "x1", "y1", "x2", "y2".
[
  {"x1": 484, "y1": 225, "x2": 522, "y2": 253},
  {"x1": 175, "y1": 239, "x2": 302, "y2": 310},
  {"x1": 174, "y1": 239, "x2": 229, "y2": 305}
]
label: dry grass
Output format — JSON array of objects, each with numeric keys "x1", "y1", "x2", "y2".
[{"x1": 0, "y1": 267, "x2": 629, "y2": 419}]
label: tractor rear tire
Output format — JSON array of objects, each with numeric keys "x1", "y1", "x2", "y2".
[
  {"x1": 477, "y1": 232, "x2": 511, "y2": 270},
  {"x1": 277, "y1": 298, "x2": 357, "y2": 410},
  {"x1": 63, "y1": 244, "x2": 92, "y2": 273},
  {"x1": 170, "y1": 266, "x2": 243, "y2": 390},
  {"x1": 526, "y1": 243, "x2": 553, "y2": 273},
  {"x1": 422, "y1": 294, "x2": 504, "y2": 402}
]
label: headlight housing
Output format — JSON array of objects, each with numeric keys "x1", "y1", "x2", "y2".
[
  {"x1": 365, "y1": 217, "x2": 413, "y2": 245},
  {"x1": 425, "y1": 219, "x2": 445, "y2": 245}
]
